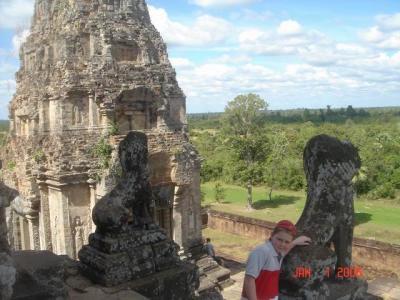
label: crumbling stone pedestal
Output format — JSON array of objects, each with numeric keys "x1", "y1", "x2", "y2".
[{"x1": 79, "y1": 226, "x2": 196, "y2": 287}]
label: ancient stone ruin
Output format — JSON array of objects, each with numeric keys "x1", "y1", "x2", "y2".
[
  {"x1": 79, "y1": 131, "x2": 199, "y2": 299},
  {"x1": 280, "y1": 134, "x2": 368, "y2": 299},
  {"x1": 2, "y1": 0, "x2": 202, "y2": 260}
]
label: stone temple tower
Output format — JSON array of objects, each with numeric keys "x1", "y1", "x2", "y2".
[{"x1": 2, "y1": 0, "x2": 202, "y2": 259}]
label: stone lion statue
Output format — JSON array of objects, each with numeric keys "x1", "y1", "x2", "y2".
[
  {"x1": 92, "y1": 131, "x2": 153, "y2": 234},
  {"x1": 280, "y1": 134, "x2": 362, "y2": 299}
]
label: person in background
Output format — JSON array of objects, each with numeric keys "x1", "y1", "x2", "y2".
[
  {"x1": 204, "y1": 237, "x2": 225, "y2": 265},
  {"x1": 204, "y1": 237, "x2": 216, "y2": 258},
  {"x1": 241, "y1": 220, "x2": 311, "y2": 300}
]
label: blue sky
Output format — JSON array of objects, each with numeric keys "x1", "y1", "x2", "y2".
[{"x1": 0, "y1": 0, "x2": 400, "y2": 118}]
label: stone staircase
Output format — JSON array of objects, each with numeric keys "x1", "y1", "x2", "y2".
[{"x1": 196, "y1": 255, "x2": 234, "y2": 294}]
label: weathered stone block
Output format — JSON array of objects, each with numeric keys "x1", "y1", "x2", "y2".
[
  {"x1": 11, "y1": 250, "x2": 68, "y2": 299},
  {"x1": 80, "y1": 245, "x2": 128, "y2": 266},
  {"x1": 128, "y1": 263, "x2": 199, "y2": 300},
  {"x1": 0, "y1": 252, "x2": 16, "y2": 300},
  {"x1": 79, "y1": 229, "x2": 183, "y2": 286}
]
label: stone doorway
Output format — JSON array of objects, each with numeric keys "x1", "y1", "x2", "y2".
[
  {"x1": 114, "y1": 88, "x2": 157, "y2": 133},
  {"x1": 155, "y1": 207, "x2": 173, "y2": 239},
  {"x1": 152, "y1": 183, "x2": 175, "y2": 239}
]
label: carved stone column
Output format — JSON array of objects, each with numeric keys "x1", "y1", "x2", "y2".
[
  {"x1": 11, "y1": 211, "x2": 20, "y2": 250},
  {"x1": 87, "y1": 178, "x2": 97, "y2": 234},
  {"x1": 26, "y1": 215, "x2": 40, "y2": 250},
  {"x1": 191, "y1": 170, "x2": 202, "y2": 244},
  {"x1": 88, "y1": 91, "x2": 98, "y2": 129},
  {"x1": 9, "y1": 118, "x2": 15, "y2": 135},
  {"x1": 99, "y1": 108, "x2": 113, "y2": 134},
  {"x1": 19, "y1": 216, "x2": 29, "y2": 250},
  {"x1": 173, "y1": 185, "x2": 186, "y2": 252},
  {"x1": 46, "y1": 180, "x2": 74, "y2": 258},
  {"x1": 38, "y1": 181, "x2": 52, "y2": 251}
]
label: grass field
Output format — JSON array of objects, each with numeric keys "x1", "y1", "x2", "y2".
[{"x1": 201, "y1": 182, "x2": 400, "y2": 244}]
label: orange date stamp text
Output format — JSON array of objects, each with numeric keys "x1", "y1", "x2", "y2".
[{"x1": 293, "y1": 266, "x2": 364, "y2": 279}]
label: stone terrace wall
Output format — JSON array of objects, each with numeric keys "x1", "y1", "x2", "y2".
[{"x1": 207, "y1": 209, "x2": 400, "y2": 277}]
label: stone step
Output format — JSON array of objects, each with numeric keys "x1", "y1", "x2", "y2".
[
  {"x1": 11, "y1": 269, "x2": 52, "y2": 300},
  {"x1": 198, "y1": 277, "x2": 218, "y2": 294},
  {"x1": 11, "y1": 250, "x2": 67, "y2": 299},
  {"x1": 198, "y1": 261, "x2": 234, "y2": 294},
  {"x1": 198, "y1": 275, "x2": 235, "y2": 295},
  {"x1": 206, "y1": 266, "x2": 231, "y2": 284},
  {"x1": 196, "y1": 257, "x2": 220, "y2": 273},
  {"x1": 219, "y1": 278, "x2": 236, "y2": 290}
]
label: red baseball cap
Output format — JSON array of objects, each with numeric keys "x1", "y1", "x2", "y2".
[{"x1": 275, "y1": 220, "x2": 297, "y2": 236}]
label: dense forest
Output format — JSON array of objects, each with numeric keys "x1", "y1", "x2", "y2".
[{"x1": 189, "y1": 105, "x2": 400, "y2": 200}]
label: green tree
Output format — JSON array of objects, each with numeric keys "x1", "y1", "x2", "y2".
[
  {"x1": 265, "y1": 129, "x2": 289, "y2": 200},
  {"x1": 346, "y1": 105, "x2": 357, "y2": 118},
  {"x1": 302, "y1": 109, "x2": 311, "y2": 122},
  {"x1": 214, "y1": 182, "x2": 226, "y2": 203},
  {"x1": 222, "y1": 93, "x2": 268, "y2": 209}
]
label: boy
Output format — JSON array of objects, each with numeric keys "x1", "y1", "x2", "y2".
[{"x1": 241, "y1": 220, "x2": 311, "y2": 300}]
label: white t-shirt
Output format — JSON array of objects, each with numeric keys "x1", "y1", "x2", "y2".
[{"x1": 241, "y1": 241, "x2": 282, "y2": 300}]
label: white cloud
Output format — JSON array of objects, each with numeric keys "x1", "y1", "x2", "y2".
[
  {"x1": 148, "y1": 6, "x2": 233, "y2": 47},
  {"x1": 238, "y1": 28, "x2": 265, "y2": 43},
  {"x1": 191, "y1": 0, "x2": 256, "y2": 8},
  {"x1": 172, "y1": 42, "x2": 400, "y2": 112},
  {"x1": 360, "y1": 26, "x2": 385, "y2": 43},
  {"x1": 170, "y1": 57, "x2": 194, "y2": 69},
  {"x1": 241, "y1": 64, "x2": 275, "y2": 78},
  {"x1": 194, "y1": 63, "x2": 236, "y2": 80},
  {"x1": 392, "y1": 51, "x2": 400, "y2": 64},
  {"x1": 360, "y1": 14, "x2": 400, "y2": 50},
  {"x1": 208, "y1": 54, "x2": 252, "y2": 64},
  {"x1": 376, "y1": 13, "x2": 400, "y2": 31},
  {"x1": 0, "y1": 0, "x2": 34, "y2": 29},
  {"x1": 377, "y1": 32, "x2": 400, "y2": 49},
  {"x1": 239, "y1": 23, "x2": 323, "y2": 56},
  {"x1": 230, "y1": 9, "x2": 273, "y2": 22},
  {"x1": 335, "y1": 43, "x2": 368, "y2": 55},
  {"x1": 363, "y1": 30, "x2": 400, "y2": 50},
  {"x1": 277, "y1": 20, "x2": 302, "y2": 36},
  {"x1": 0, "y1": 79, "x2": 16, "y2": 92},
  {"x1": 12, "y1": 29, "x2": 30, "y2": 56},
  {"x1": 0, "y1": 80, "x2": 16, "y2": 118},
  {"x1": 299, "y1": 43, "x2": 371, "y2": 67},
  {"x1": 0, "y1": 62, "x2": 17, "y2": 78},
  {"x1": 299, "y1": 46, "x2": 338, "y2": 66}
]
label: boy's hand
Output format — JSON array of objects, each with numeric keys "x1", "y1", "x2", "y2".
[
  {"x1": 283, "y1": 235, "x2": 311, "y2": 255},
  {"x1": 292, "y1": 235, "x2": 311, "y2": 246}
]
